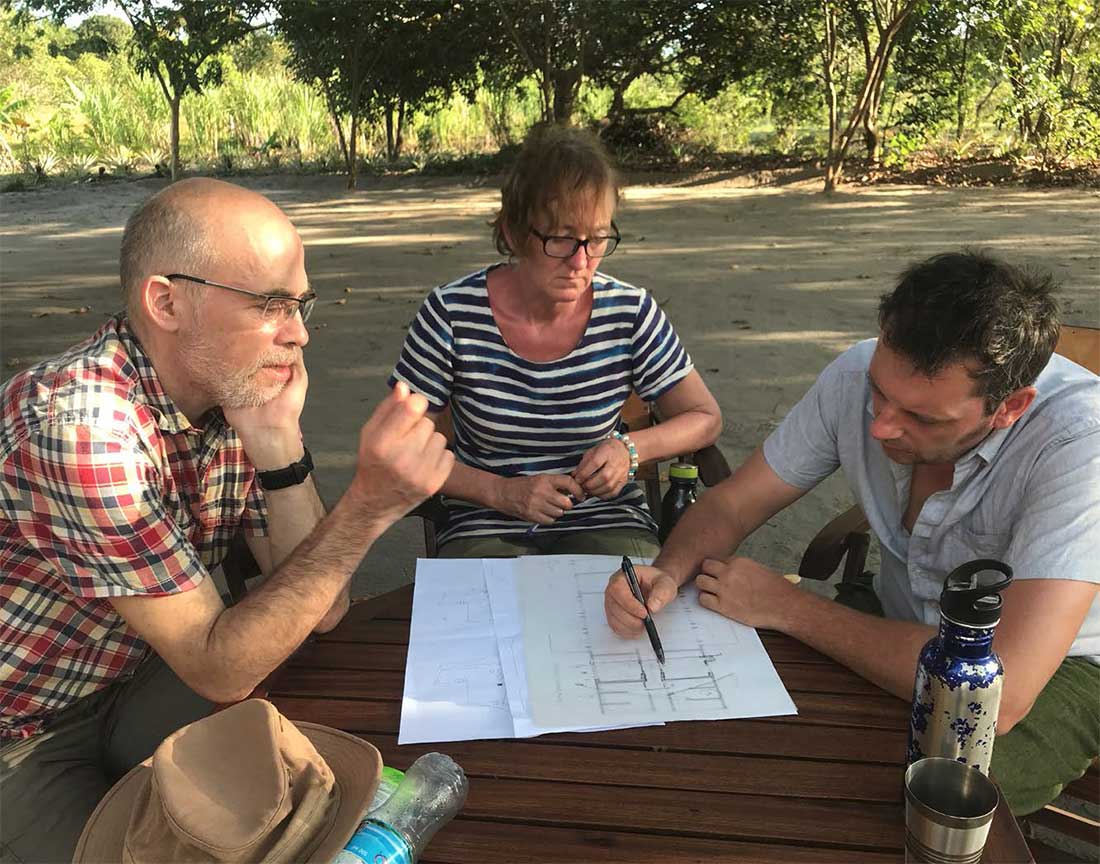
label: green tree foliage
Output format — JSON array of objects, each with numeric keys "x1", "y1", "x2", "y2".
[
  {"x1": 481, "y1": 0, "x2": 782, "y2": 126},
  {"x1": 278, "y1": 0, "x2": 481, "y2": 186},
  {"x1": 5, "y1": 0, "x2": 1099, "y2": 187},
  {"x1": 62, "y1": 14, "x2": 131, "y2": 59},
  {"x1": 25, "y1": 0, "x2": 264, "y2": 180},
  {"x1": 989, "y1": 0, "x2": 1100, "y2": 168}
]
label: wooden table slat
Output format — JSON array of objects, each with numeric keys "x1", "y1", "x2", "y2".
[
  {"x1": 458, "y1": 777, "x2": 904, "y2": 852},
  {"x1": 422, "y1": 819, "x2": 902, "y2": 864},
  {"x1": 359, "y1": 733, "x2": 903, "y2": 803},
  {"x1": 269, "y1": 695, "x2": 909, "y2": 765}
]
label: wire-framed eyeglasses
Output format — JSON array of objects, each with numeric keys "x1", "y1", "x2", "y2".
[
  {"x1": 529, "y1": 222, "x2": 621, "y2": 259},
  {"x1": 166, "y1": 273, "x2": 316, "y2": 323}
]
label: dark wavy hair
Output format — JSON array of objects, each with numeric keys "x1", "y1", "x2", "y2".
[
  {"x1": 878, "y1": 251, "x2": 1061, "y2": 413},
  {"x1": 491, "y1": 124, "x2": 619, "y2": 257}
]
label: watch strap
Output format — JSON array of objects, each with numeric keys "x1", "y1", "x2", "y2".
[{"x1": 256, "y1": 447, "x2": 314, "y2": 490}]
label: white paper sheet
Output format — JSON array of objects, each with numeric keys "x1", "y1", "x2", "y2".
[
  {"x1": 483, "y1": 558, "x2": 661, "y2": 738},
  {"x1": 518, "y1": 555, "x2": 798, "y2": 727},
  {"x1": 398, "y1": 559, "x2": 514, "y2": 744}
]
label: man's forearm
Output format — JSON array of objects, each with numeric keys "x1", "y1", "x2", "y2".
[
  {"x1": 777, "y1": 588, "x2": 933, "y2": 701},
  {"x1": 654, "y1": 487, "x2": 751, "y2": 585},
  {"x1": 263, "y1": 476, "x2": 348, "y2": 631},
  {"x1": 204, "y1": 488, "x2": 385, "y2": 700},
  {"x1": 265, "y1": 477, "x2": 327, "y2": 567},
  {"x1": 655, "y1": 448, "x2": 807, "y2": 587}
]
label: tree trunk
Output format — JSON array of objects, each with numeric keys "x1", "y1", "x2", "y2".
[
  {"x1": 862, "y1": 37, "x2": 896, "y2": 165},
  {"x1": 821, "y1": 1, "x2": 840, "y2": 190},
  {"x1": 169, "y1": 94, "x2": 181, "y2": 182},
  {"x1": 862, "y1": 122, "x2": 880, "y2": 163},
  {"x1": 822, "y1": 0, "x2": 917, "y2": 192},
  {"x1": 954, "y1": 21, "x2": 970, "y2": 141},
  {"x1": 385, "y1": 103, "x2": 396, "y2": 162},
  {"x1": 551, "y1": 67, "x2": 582, "y2": 125},
  {"x1": 395, "y1": 99, "x2": 405, "y2": 159},
  {"x1": 347, "y1": 113, "x2": 359, "y2": 190},
  {"x1": 609, "y1": 88, "x2": 625, "y2": 119}
]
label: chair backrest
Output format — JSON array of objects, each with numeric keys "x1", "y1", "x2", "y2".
[{"x1": 1056, "y1": 324, "x2": 1100, "y2": 375}]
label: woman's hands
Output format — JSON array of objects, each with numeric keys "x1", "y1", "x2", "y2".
[
  {"x1": 573, "y1": 437, "x2": 632, "y2": 499},
  {"x1": 494, "y1": 473, "x2": 585, "y2": 524},
  {"x1": 481, "y1": 434, "x2": 636, "y2": 527}
]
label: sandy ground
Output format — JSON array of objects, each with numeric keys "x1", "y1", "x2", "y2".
[{"x1": 1, "y1": 174, "x2": 1098, "y2": 600}]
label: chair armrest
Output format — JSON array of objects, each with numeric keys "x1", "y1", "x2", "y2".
[
  {"x1": 798, "y1": 505, "x2": 871, "y2": 581},
  {"x1": 409, "y1": 494, "x2": 448, "y2": 527},
  {"x1": 222, "y1": 531, "x2": 262, "y2": 605},
  {"x1": 692, "y1": 445, "x2": 732, "y2": 487}
]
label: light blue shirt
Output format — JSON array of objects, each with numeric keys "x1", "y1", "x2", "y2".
[{"x1": 763, "y1": 339, "x2": 1100, "y2": 662}]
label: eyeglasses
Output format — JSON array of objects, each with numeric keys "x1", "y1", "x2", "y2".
[
  {"x1": 166, "y1": 273, "x2": 316, "y2": 324},
  {"x1": 529, "y1": 222, "x2": 621, "y2": 259}
]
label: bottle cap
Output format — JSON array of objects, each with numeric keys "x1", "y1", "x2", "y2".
[
  {"x1": 939, "y1": 559, "x2": 1013, "y2": 628},
  {"x1": 669, "y1": 462, "x2": 698, "y2": 480}
]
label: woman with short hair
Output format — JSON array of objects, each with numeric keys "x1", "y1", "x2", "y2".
[{"x1": 390, "y1": 125, "x2": 721, "y2": 557}]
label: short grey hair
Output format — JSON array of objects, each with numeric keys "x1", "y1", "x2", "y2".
[{"x1": 119, "y1": 189, "x2": 214, "y2": 313}]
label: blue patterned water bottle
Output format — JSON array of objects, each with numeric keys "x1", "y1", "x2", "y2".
[{"x1": 907, "y1": 559, "x2": 1013, "y2": 774}]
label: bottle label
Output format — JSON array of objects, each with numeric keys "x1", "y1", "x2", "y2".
[
  {"x1": 366, "y1": 766, "x2": 406, "y2": 815},
  {"x1": 334, "y1": 821, "x2": 413, "y2": 864}
]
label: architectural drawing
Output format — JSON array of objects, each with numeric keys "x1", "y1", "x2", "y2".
[{"x1": 519, "y1": 555, "x2": 797, "y2": 727}]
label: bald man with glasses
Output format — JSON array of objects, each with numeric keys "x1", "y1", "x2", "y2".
[{"x1": 0, "y1": 178, "x2": 454, "y2": 862}]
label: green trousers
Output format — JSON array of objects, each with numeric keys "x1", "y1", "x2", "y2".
[
  {"x1": 438, "y1": 526, "x2": 661, "y2": 560},
  {"x1": 0, "y1": 654, "x2": 213, "y2": 863},
  {"x1": 836, "y1": 573, "x2": 1100, "y2": 816}
]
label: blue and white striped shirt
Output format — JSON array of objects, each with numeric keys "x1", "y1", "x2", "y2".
[{"x1": 390, "y1": 265, "x2": 693, "y2": 544}]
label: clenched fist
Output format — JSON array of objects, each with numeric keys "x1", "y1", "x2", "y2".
[{"x1": 350, "y1": 382, "x2": 454, "y2": 529}]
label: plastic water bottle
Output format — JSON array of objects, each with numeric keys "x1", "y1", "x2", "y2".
[
  {"x1": 365, "y1": 765, "x2": 406, "y2": 814},
  {"x1": 657, "y1": 462, "x2": 698, "y2": 544},
  {"x1": 333, "y1": 752, "x2": 468, "y2": 864},
  {"x1": 907, "y1": 559, "x2": 1013, "y2": 774}
]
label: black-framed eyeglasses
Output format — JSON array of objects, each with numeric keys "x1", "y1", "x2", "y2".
[
  {"x1": 529, "y1": 222, "x2": 621, "y2": 259},
  {"x1": 166, "y1": 273, "x2": 316, "y2": 324}
]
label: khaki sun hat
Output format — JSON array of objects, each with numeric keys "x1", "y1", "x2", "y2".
[{"x1": 73, "y1": 698, "x2": 381, "y2": 863}]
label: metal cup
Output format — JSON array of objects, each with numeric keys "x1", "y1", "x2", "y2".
[{"x1": 904, "y1": 757, "x2": 999, "y2": 864}]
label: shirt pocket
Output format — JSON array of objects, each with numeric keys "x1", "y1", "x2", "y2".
[{"x1": 937, "y1": 523, "x2": 1013, "y2": 575}]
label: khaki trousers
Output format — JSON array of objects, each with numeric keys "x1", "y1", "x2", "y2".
[
  {"x1": 0, "y1": 654, "x2": 213, "y2": 863},
  {"x1": 438, "y1": 526, "x2": 661, "y2": 559}
]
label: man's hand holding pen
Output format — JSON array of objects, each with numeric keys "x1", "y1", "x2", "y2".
[{"x1": 604, "y1": 561, "x2": 679, "y2": 639}]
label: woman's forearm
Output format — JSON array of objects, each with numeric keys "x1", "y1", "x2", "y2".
[
  {"x1": 440, "y1": 460, "x2": 504, "y2": 509},
  {"x1": 629, "y1": 407, "x2": 722, "y2": 465}
]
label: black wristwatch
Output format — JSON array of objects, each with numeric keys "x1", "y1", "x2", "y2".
[{"x1": 256, "y1": 447, "x2": 314, "y2": 490}]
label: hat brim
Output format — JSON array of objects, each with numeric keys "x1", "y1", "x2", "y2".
[{"x1": 73, "y1": 721, "x2": 382, "y2": 864}]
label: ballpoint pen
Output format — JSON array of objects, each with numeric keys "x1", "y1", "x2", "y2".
[{"x1": 621, "y1": 555, "x2": 665, "y2": 664}]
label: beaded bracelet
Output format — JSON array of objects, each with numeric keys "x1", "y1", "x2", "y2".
[{"x1": 609, "y1": 430, "x2": 639, "y2": 481}]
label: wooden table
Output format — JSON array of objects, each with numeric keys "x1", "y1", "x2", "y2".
[{"x1": 267, "y1": 585, "x2": 1033, "y2": 863}]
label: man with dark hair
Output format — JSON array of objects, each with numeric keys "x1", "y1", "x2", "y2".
[
  {"x1": 606, "y1": 250, "x2": 1099, "y2": 815},
  {"x1": 0, "y1": 178, "x2": 454, "y2": 861}
]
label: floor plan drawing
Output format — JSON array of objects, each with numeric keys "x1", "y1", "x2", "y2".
[
  {"x1": 399, "y1": 559, "x2": 516, "y2": 744},
  {"x1": 518, "y1": 555, "x2": 797, "y2": 727},
  {"x1": 431, "y1": 654, "x2": 508, "y2": 712}
]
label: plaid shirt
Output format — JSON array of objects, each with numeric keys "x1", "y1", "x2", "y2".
[{"x1": 0, "y1": 316, "x2": 267, "y2": 739}]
